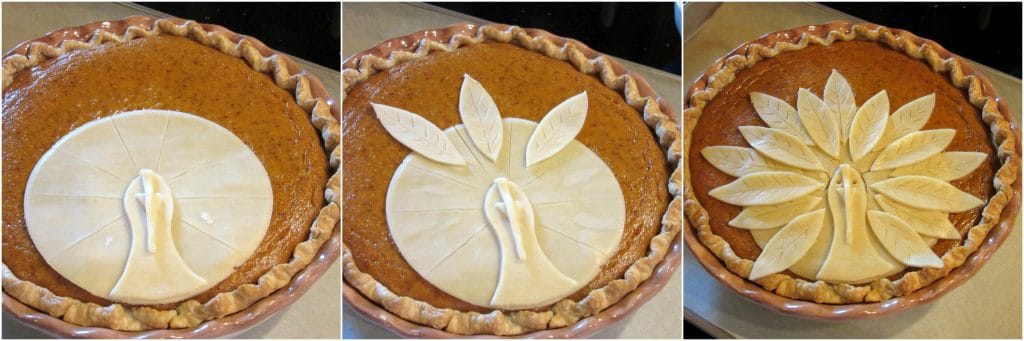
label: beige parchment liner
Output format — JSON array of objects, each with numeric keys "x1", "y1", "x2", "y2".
[
  {"x1": 342, "y1": 24, "x2": 682, "y2": 336},
  {"x1": 1, "y1": 17, "x2": 340, "y2": 333},
  {"x1": 684, "y1": 22, "x2": 1019, "y2": 306}
]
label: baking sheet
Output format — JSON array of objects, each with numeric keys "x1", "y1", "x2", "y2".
[
  {"x1": 0, "y1": 2, "x2": 341, "y2": 339},
  {"x1": 683, "y1": 2, "x2": 1022, "y2": 338},
  {"x1": 341, "y1": 2, "x2": 682, "y2": 339}
]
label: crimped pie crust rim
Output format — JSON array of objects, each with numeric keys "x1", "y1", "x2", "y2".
[
  {"x1": 683, "y1": 21, "x2": 1020, "y2": 311},
  {"x1": 1, "y1": 16, "x2": 341, "y2": 334},
  {"x1": 342, "y1": 23, "x2": 682, "y2": 336}
]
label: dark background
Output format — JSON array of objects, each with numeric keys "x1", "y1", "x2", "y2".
[
  {"x1": 824, "y1": 2, "x2": 1022, "y2": 77},
  {"x1": 133, "y1": 3, "x2": 1019, "y2": 77},
  {"x1": 430, "y1": 2, "x2": 682, "y2": 75},
  {"x1": 140, "y1": 2, "x2": 340, "y2": 70}
]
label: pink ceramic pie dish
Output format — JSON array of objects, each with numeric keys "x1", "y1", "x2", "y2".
[
  {"x1": 342, "y1": 22, "x2": 682, "y2": 338},
  {"x1": 2, "y1": 15, "x2": 340, "y2": 338},
  {"x1": 683, "y1": 20, "x2": 1021, "y2": 321}
]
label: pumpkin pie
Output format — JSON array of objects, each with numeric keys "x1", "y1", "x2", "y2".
[
  {"x1": 342, "y1": 24, "x2": 681, "y2": 335},
  {"x1": 1, "y1": 18, "x2": 340, "y2": 331},
  {"x1": 684, "y1": 22, "x2": 1019, "y2": 305}
]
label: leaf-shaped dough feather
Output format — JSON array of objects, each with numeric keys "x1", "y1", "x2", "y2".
[
  {"x1": 889, "y1": 151, "x2": 987, "y2": 181},
  {"x1": 708, "y1": 171, "x2": 824, "y2": 206},
  {"x1": 871, "y1": 129, "x2": 955, "y2": 171},
  {"x1": 867, "y1": 211, "x2": 944, "y2": 268},
  {"x1": 738, "y1": 126, "x2": 823, "y2": 171},
  {"x1": 749, "y1": 209, "x2": 825, "y2": 280},
  {"x1": 882, "y1": 93, "x2": 935, "y2": 147},
  {"x1": 729, "y1": 196, "x2": 823, "y2": 229},
  {"x1": 700, "y1": 146, "x2": 791, "y2": 177},
  {"x1": 875, "y1": 195, "x2": 959, "y2": 239},
  {"x1": 797, "y1": 88, "x2": 840, "y2": 158},
  {"x1": 526, "y1": 92, "x2": 588, "y2": 167},
  {"x1": 749, "y1": 92, "x2": 814, "y2": 144},
  {"x1": 824, "y1": 70, "x2": 857, "y2": 143},
  {"x1": 848, "y1": 90, "x2": 889, "y2": 161},
  {"x1": 871, "y1": 175, "x2": 985, "y2": 212},
  {"x1": 372, "y1": 103, "x2": 465, "y2": 166},
  {"x1": 459, "y1": 75, "x2": 504, "y2": 161}
]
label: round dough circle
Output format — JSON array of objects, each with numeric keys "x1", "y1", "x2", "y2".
[
  {"x1": 385, "y1": 118, "x2": 626, "y2": 309},
  {"x1": 24, "y1": 109, "x2": 273, "y2": 304}
]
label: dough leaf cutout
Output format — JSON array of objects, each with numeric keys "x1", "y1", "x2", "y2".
[
  {"x1": 729, "y1": 196, "x2": 823, "y2": 229},
  {"x1": 871, "y1": 129, "x2": 955, "y2": 171},
  {"x1": 526, "y1": 92, "x2": 588, "y2": 167},
  {"x1": 739, "y1": 126, "x2": 823, "y2": 171},
  {"x1": 749, "y1": 209, "x2": 825, "y2": 280},
  {"x1": 700, "y1": 146, "x2": 791, "y2": 177},
  {"x1": 867, "y1": 211, "x2": 944, "y2": 268},
  {"x1": 708, "y1": 171, "x2": 824, "y2": 206},
  {"x1": 459, "y1": 75, "x2": 504, "y2": 162},
  {"x1": 750, "y1": 92, "x2": 814, "y2": 145},
  {"x1": 889, "y1": 151, "x2": 987, "y2": 181},
  {"x1": 797, "y1": 88, "x2": 840, "y2": 159},
  {"x1": 875, "y1": 195, "x2": 959, "y2": 239},
  {"x1": 871, "y1": 175, "x2": 985, "y2": 212},
  {"x1": 848, "y1": 90, "x2": 889, "y2": 162},
  {"x1": 823, "y1": 69, "x2": 857, "y2": 143},
  {"x1": 372, "y1": 103, "x2": 466, "y2": 166}
]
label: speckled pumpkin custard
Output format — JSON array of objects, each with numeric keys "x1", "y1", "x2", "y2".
[
  {"x1": 2, "y1": 18, "x2": 340, "y2": 333},
  {"x1": 342, "y1": 24, "x2": 681, "y2": 336},
  {"x1": 684, "y1": 22, "x2": 1019, "y2": 307}
]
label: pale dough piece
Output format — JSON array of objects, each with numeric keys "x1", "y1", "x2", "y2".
[
  {"x1": 525, "y1": 92, "x2": 588, "y2": 167},
  {"x1": 817, "y1": 166, "x2": 896, "y2": 283},
  {"x1": 110, "y1": 170, "x2": 207, "y2": 304},
  {"x1": 386, "y1": 118, "x2": 624, "y2": 309},
  {"x1": 24, "y1": 110, "x2": 273, "y2": 304},
  {"x1": 111, "y1": 114, "x2": 170, "y2": 170},
  {"x1": 533, "y1": 201, "x2": 623, "y2": 255},
  {"x1": 485, "y1": 179, "x2": 577, "y2": 309},
  {"x1": 727, "y1": 73, "x2": 964, "y2": 283},
  {"x1": 424, "y1": 229, "x2": 501, "y2": 307},
  {"x1": 389, "y1": 209, "x2": 489, "y2": 279}
]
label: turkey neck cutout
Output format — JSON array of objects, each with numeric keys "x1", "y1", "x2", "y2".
[
  {"x1": 375, "y1": 74, "x2": 625, "y2": 309},
  {"x1": 111, "y1": 169, "x2": 206, "y2": 304},
  {"x1": 484, "y1": 178, "x2": 576, "y2": 308}
]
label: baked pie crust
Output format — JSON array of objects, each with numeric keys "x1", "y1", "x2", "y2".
[
  {"x1": 2, "y1": 17, "x2": 340, "y2": 332},
  {"x1": 684, "y1": 21, "x2": 1019, "y2": 306},
  {"x1": 342, "y1": 24, "x2": 681, "y2": 335}
]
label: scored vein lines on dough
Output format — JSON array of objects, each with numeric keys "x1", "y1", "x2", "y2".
[
  {"x1": 405, "y1": 162, "x2": 485, "y2": 189},
  {"x1": 426, "y1": 224, "x2": 488, "y2": 274},
  {"x1": 520, "y1": 165, "x2": 558, "y2": 189},
  {"x1": 538, "y1": 223, "x2": 607, "y2": 258},
  {"x1": 181, "y1": 219, "x2": 245, "y2": 257},
  {"x1": 165, "y1": 151, "x2": 243, "y2": 183},
  {"x1": 31, "y1": 193, "x2": 121, "y2": 200},
  {"x1": 392, "y1": 207, "x2": 480, "y2": 213},
  {"x1": 56, "y1": 149, "x2": 126, "y2": 181},
  {"x1": 54, "y1": 213, "x2": 126, "y2": 257},
  {"x1": 155, "y1": 112, "x2": 172, "y2": 173},
  {"x1": 453, "y1": 127, "x2": 498, "y2": 181},
  {"x1": 507, "y1": 123, "x2": 513, "y2": 177},
  {"x1": 175, "y1": 195, "x2": 273, "y2": 200},
  {"x1": 531, "y1": 198, "x2": 620, "y2": 206},
  {"x1": 109, "y1": 117, "x2": 140, "y2": 170}
]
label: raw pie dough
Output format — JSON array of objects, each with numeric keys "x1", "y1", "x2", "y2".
[
  {"x1": 24, "y1": 109, "x2": 273, "y2": 304},
  {"x1": 701, "y1": 70, "x2": 986, "y2": 283},
  {"x1": 378, "y1": 75, "x2": 626, "y2": 310}
]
